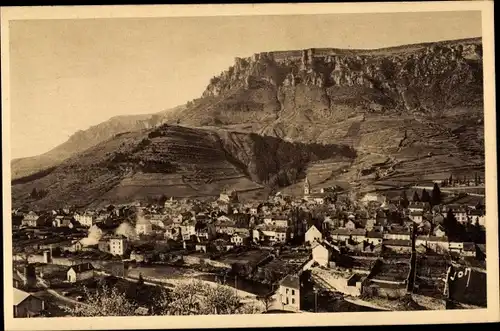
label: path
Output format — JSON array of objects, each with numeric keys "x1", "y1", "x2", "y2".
[
  {"x1": 412, "y1": 185, "x2": 485, "y2": 197},
  {"x1": 36, "y1": 275, "x2": 84, "y2": 306}
]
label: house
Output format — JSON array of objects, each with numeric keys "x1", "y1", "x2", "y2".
[
  {"x1": 109, "y1": 235, "x2": 128, "y2": 256},
  {"x1": 263, "y1": 216, "x2": 288, "y2": 228},
  {"x1": 449, "y1": 242, "x2": 464, "y2": 254},
  {"x1": 433, "y1": 224, "x2": 446, "y2": 237},
  {"x1": 164, "y1": 225, "x2": 181, "y2": 240},
  {"x1": 249, "y1": 207, "x2": 258, "y2": 215},
  {"x1": 361, "y1": 192, "x2": 386, "y2": 205},
  {"x1": 364, "y1": 219, "x2": 376, "y2": 232},
  {"x1": 195, "y1": 242, "x2": 209, "y2": 253},
  {"x1": 409, "y1": 211, "x2": 423, "y2": 224},
  {"x1": 277, "y1": 275, "x2": 300, "y2": 312},
  {"x1": 331, "y1": 228, "x2": 351, "y2": 242},
  {"x1": 13, "y1": 288, "x2": 45, "y2": 317},
  {"x1": 383, "y1": 227, "x2": 411, "y2": 241},
  {"x1": 383, "y1": 239, "x2": 412, "y2": 253},
  {"x1": 350, "y1": 229, "x2": 367, "y2": 243},
  {"x1": 275, "y1": 228, "x2": 287, "y2": 243},
  {"x1": 344, "y1": 219, "x2": 357, "y2": 230},
  {"x1": 366, "y1": 231, "x2": 383, "y2": 246},
  {"x1": 67, "y1": 262, "x2": 95, "y2": 283},
  {"x1": 453, "y1": 208, "x2": 469, "y2": 224},
  {"x1": 52, "y1": 216, "x2": 75, "y2": 228},
  {"x1": 311, "y1": 242, "x2": 331, "y2": 267},
  {"x1": 135, "y1": 219, "x2": 153, "y2": 235},
  {"x1": 462, "y1": 242, "x2": 476, "y2": 257},
  {"x1": 408, "y1": 202, "x2": 430, "y2": 213},
  {"x1": 63, "y1": 240, "x2": 84, "y2": 253},
  {"x1": 304, "y1": 225, "x2": 322, "y2": 245},
  {"x1": 306, "y1": 192, "x2": 328, "y2": 205},
  {"x1": 74, "y1": 212, "x2": 94, "y2": 227},
  {"x1": 469, "y1": 210, "x2": 486, "y2": 227},
  {"x1": 417, "y1": 236, "x2": 449, "y2": 253},
  {"x1": 230, "y1": 233, "x2": 248, "y2": 246},
  {"x1": 22, "y1": 211, "x2": 41, "y2": 227},
  {"x1": 180, "y1": 221, "x2": 197, "y2": 241}
]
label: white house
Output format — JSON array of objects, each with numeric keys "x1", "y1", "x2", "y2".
[
  {"x1": 278, "y1": 275, "x2": 300, "y2": 312},
  {"x1": 13, "y1": 288, "x2": 45, "y2": 317},
  {"x1": 180, "y1": 221, "x2": 196, "y2": 241},
  {"x1": 361, "y1": 192, "x2": 386, "y2": 205},
  {"x1": 109, "y1": 235, "x2": 128, "y2": 256},
  {"x1": 305, "y1": 225, "x2": 322, "y2": 245},
  {"x1": 164, "y1": 225, "x2": 181, "y2": 240},
  {"x1": 469, "y1": 210, "x2": 485, "y2": 226},
  {"x1": 433, "y1": 225, "x2": 446, "y2": 237},
  {"x1": 230, "y1": 233, "x2": 246, "y2": 246},
  {"x1": 312, "y1": 243, "x2": 330, "y2": 267},
  {"x1": 366, "y1": 231, "x2": 384, "y2": 246},
  {"x1": 74, "y1": 212, "x2": 94, "y2": 227},
  {"x1": 263, "y1": 216, "x2": 288, "y2": 228},
  {"x1": 409, "y1": 211, "x2": 423, "y2": 224},
  {"x1": 135, "y1": 219, "x2": 153, "y2": 235},
  {"x1": 67, "y1": 262, "x2": 95, "y2": 283}
]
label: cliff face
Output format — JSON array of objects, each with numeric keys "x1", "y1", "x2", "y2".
[{"x1": 200, "y1": 38, "x2": 482, "y2": 116}]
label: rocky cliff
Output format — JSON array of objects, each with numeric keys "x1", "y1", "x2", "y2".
[{"x1": 201, "y1": 38, "x2": 482, "y2": 113}]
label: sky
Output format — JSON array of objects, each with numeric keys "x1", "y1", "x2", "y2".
[{"x1": 9, "y1": 11, "x2": 482, "y2": 159}]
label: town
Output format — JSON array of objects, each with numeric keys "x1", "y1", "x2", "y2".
[{"x1": 12, "y1": 176, "x2": 487, "y2": 317}]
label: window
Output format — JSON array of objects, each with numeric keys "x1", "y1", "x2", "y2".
[
  {"x1": 286, "y1": 288, "x2": 289, "y2": 294},
  {"x1": 292, "y1": 298, "x2": 295, "y2": 304},
  {"x1": 286, "y1": 298, "x2": 289, "y2": 305},
  {"x1": 292, "y1": 289, "x2": 295, "y2": 295}
]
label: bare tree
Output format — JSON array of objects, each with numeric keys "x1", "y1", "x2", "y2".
[{"x1": 256, "y1": 292, "x2": 274, "y2": 312}]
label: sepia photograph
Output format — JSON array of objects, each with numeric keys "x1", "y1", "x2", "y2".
[{"x1": 2, "y1": 2, "x2": 498, "y2": 330}]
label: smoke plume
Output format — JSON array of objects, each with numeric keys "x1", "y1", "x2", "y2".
[
  {"x1": 80, "y1": 225, "x2": 103, "y2": 246},
  {"x1": 115, "y1": 222, "x2": 137, "y2": 239}
]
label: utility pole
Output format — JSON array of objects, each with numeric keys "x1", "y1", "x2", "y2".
[{"x1": 314, "y1": 288, "x2": 318, "y2": 313}]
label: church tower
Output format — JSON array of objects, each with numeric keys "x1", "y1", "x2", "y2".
[{"x1": 304, "y1": 176, "x2": 311, "y2": 196}]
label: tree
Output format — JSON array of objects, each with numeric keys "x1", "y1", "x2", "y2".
[
  {"x1": 401, "y1": 191, "x2": 410, "y2": 209},
  {"x1": 257, "y1": 292, "x2": 274, "y2": 312},
  {"x1": 163, "y1": 280, "x2": 243, "y2": 315},
  {"x1": 444, "y1": 209, "x2": 460, "y2": 241},
  {"x1": 431, "y1": 183, "x2": 442, "y2": 206},
  {"x1": 412, "y1": 191, "x2": 420, "y2": 203},
  {"x1": 421, "y1": 189, "x2": 431, "y2": 203},
  {"x1": 64, "y1": 285, "x2": 138, "y2": 317}
]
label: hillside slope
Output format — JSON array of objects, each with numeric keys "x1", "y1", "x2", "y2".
[
  {"x1": 12, "y1": 125, "x2": 355, "y2": 210},
  {"x1": 11, "y1": 38, "x2": 484, "y2": 206},
  {"x1": 11, "y1": 105, "x2": 186, "y2": 180}
]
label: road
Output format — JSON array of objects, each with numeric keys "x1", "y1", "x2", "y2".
[{"x1": 412, "y1": 185, "x2": 485, "y2": 197}]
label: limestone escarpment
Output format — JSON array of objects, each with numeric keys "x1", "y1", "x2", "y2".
[{"x1": 201, "y1": 38, "x2": 482, "y2": 115}]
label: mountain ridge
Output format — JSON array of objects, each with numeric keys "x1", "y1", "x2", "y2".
[{"x1": 11, "y1": 37, "x2": 484, "y2": 208}]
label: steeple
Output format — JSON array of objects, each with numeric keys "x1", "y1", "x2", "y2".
[{"x1": 304, "y1": 176, "x2": 311, "y2": 196}]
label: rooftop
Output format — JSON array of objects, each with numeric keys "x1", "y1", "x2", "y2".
[
  {"x1": 13, "y1": 288, "x2": 32, "y2": 306},
  {"x1": 68, "y1": 262, "x2": 95, "y2": 273},
  {"x1": 383, "y1": 239, "x2": 412, "y2": 247},
  {"x1": 280, "y1": 274, "x2": 300, "y2": 290}
]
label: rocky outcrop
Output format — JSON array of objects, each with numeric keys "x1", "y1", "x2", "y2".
[{"x1": 201, "y1": 38, "x2": 483, "y2": 113}]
